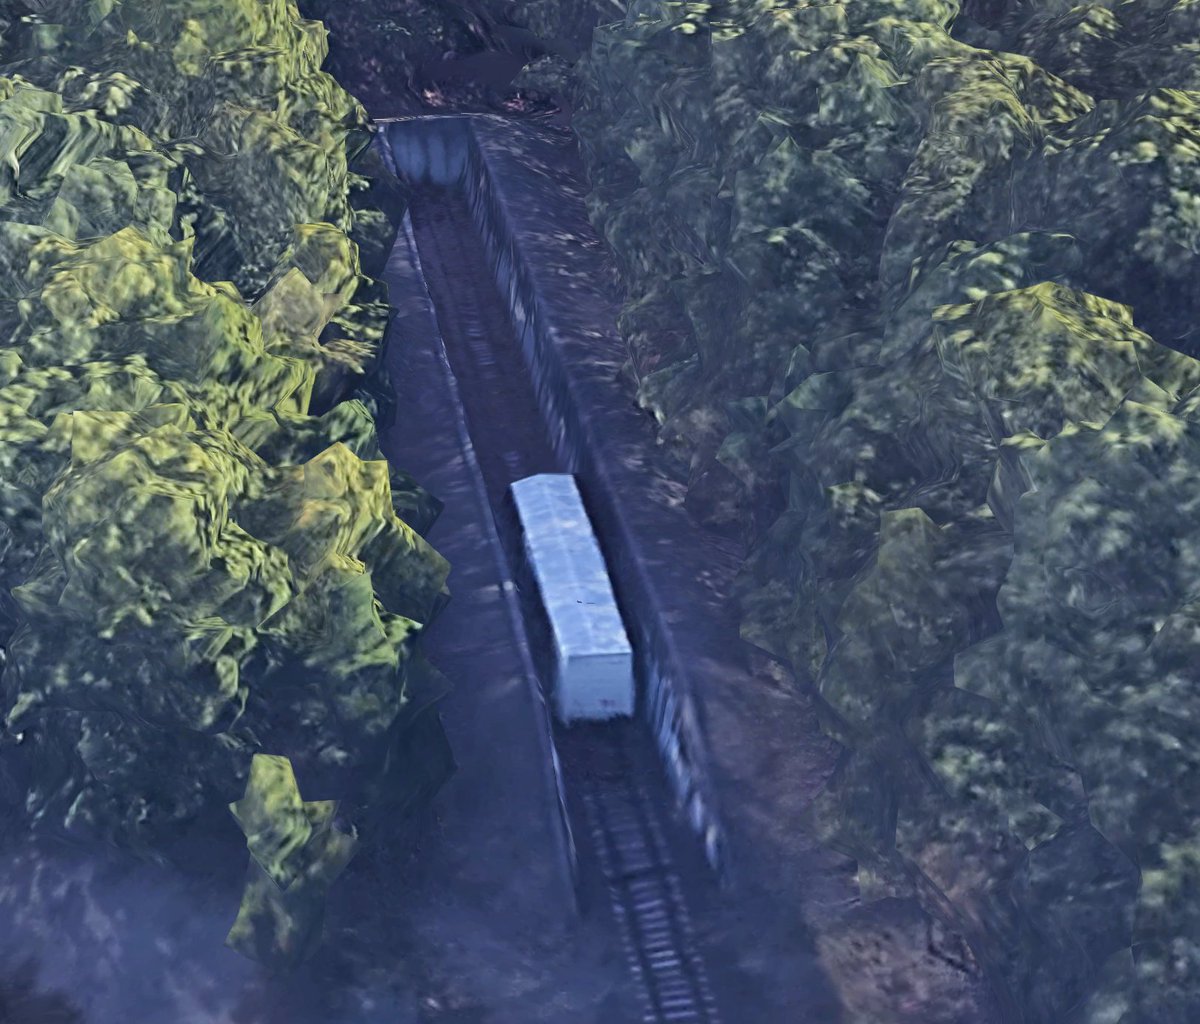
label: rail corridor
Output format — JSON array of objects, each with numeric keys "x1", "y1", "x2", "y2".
[{"x1": 406, "y1": 183, "x2": 727, "y2": 1024}]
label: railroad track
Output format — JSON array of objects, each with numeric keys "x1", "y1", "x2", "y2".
[
  {"x1": 406, "y1": 184, "x2": 723, "y2": 1024},
  {"x1": 573, "y1": 728, "x2": 721, "y2": 1024},
  {"x1": 406, "y1": 185, "x2": 558, "y2": 508}
]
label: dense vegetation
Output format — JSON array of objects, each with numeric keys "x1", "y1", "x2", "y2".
[
  {"x1": 564, "y1": 2, "x2": 1200, "y2": 1021},
  {"x1": 314, "y1": 0, "x2": 1200, "y2": 1018},
  {"x1": 295, "y1": 0, "x2": 589, "y2": 116},
  {"x1": 4, "y1": 0, "x2": 1198, "y2": 1013},
  {"x1": 0, "y1": 0, "x2": 452, "y2": 967}
]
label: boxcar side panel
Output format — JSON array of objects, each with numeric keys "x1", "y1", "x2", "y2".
[{"x1": 509, "y1": 474, "x2": 635, "y2": 723}]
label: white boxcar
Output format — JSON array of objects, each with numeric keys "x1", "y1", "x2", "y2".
[{"x1": 508, "y1": 473, "x2": 635, "y2": 724}]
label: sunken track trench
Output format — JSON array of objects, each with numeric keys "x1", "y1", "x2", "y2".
[{"x1": 406, "y1": 184, "x2": 724, "y2": 1024}]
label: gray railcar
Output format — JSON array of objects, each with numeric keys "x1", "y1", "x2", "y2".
[{"x1": 507, "y1": 474, "x2": 635, "y2": 724}]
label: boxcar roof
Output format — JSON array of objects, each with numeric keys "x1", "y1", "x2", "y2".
[{"x1": 509, "y1": 474, "x2": 632, "y2": 658}]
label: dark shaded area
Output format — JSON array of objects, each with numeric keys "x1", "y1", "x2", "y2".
[
  {"x1": 0, "y1": 961, "x2": 83, "y2": 1024},
  {"x1": 296, "y1": 0, "x2": 577, "y2": 120}
]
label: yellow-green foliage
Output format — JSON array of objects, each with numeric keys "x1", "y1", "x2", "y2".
[
  {"x1": 568, "y1": 0, "x2": 1200, "y2": 1020},
  {"x1": 0, "y1": 2, "x2": 451, "y2": 964},
  {"x1": 226, "y1": 754, "x2": 359, "y2": 970},
  {"x1": 762, "y1": 274, "x2": 1200, "y2": 1023}
]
